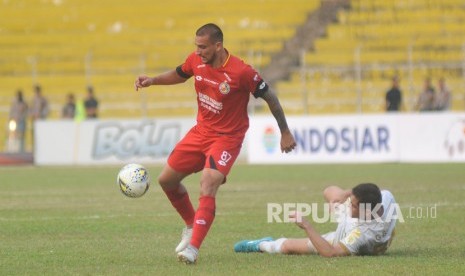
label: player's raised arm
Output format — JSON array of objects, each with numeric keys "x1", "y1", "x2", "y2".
[
  {"x1": 259, "y1": 88, "x2": 296, "y2": 153},
  {"x1": 134, "y1": 69, "x2": 189, "y2": 91}
]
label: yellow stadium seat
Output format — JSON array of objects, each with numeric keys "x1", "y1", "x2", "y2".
[
  {"x1": 276, "y1": 0, "x2": 465, "y2": 115},
  {"x1": 0, "y1": 0, "x2": 321, "y2": 151}
]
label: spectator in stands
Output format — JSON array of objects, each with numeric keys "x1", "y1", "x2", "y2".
[
  {"x1": 415, "y1": 77, "x2": 435, "y2": 112},
  {"x1": 9, "y1": 90, "x2": 29, "y2": 152},
  {"x1": 385, "y1": 76, "x2": 402, "y2": 112},
  {"x1": 62, "y1": 93, "x2": 76, "y2": 119},
  {"x1": 30, "y1": 84, "x2": 49, "y2": 151},
  {"x1": 30, "y1": 84, "x2": 49, "y2": 120},
  {"x1": 84, "y1": 86, "x2": 99, "y2": 119},
  {"x1": 435, "y1": 77, "x2": 451, "y2": 111}
]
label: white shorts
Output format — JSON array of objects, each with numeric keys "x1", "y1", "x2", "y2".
[{"x1": 306, "y1": 232, "x2": 336, "y2": 252}]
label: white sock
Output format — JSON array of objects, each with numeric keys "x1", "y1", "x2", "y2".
[{"x1": 259, "y1": 238, "x2": 287, "y2": 254}]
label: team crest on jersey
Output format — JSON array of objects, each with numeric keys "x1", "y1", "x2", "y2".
[{"x1": 219, "y1": 81, "x2": 230, "y2": 95}]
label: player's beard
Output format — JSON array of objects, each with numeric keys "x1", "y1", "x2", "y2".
[{"x1": 201, "y1": 52, "x2": 216, "y2": 65}]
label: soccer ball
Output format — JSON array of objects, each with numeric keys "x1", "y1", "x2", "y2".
[{"x1": 117, "y1": 163, "x2": 150, "y2": 198}]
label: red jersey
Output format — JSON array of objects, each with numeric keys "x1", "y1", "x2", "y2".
[{"x1": 177, "y1": 50, "x2": 268, "y2": 137}]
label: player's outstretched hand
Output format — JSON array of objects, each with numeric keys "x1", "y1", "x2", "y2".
[
  {"x1": 134, "y1": 75, "x2": 153, "y2": 91},
  {"x1": 281, "y1": 129, "x2": 296, "y2": 153},
  {"x1": 289, "y1": 211, "x2": 311, "y2": 230}
]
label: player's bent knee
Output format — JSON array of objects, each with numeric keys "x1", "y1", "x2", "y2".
[
  {"x1": 199, "y1": 168, "x2": 225, "y2": 196},
  {"x1": 199, "y1": 181, "x2": 221, "y2": 197},
  {"x1": 158, "y1": 178, "x2": 170, "y2": 189},
  {"x1": 280, "y1": 242, "x2": 294, "y2": 254},
  {"x1": 158, "y1": 165, "x2": 188, "y2": 189},
  {"x1": 199, "y1": 178, "x2": 222, "y2": 196},
  {"x1": 158, "y1": 174, "x2": 178, "y2": 189}
]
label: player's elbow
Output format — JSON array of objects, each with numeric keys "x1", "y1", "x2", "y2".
[
  {"x1": 320, "y1": 250, "x2": 345, "y2": 258},
  {"x1": 319, "y1": 251, "x2": 339, "y2": 258},
  {"x1": 318, "y1": 244, "x2": 350, "y2": 258},
  {"x1": 319, "y1": 253, "x2": 334, "y2": 258}
]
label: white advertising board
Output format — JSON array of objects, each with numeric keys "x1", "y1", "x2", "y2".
[
  {"x1": 34, "y1": 113, "x2": 465, "y2": 165},
  {"x1": 35, "y1": 118, "x2": 195, "y2": 165},
  {"x1": 397, "y1": 113, "x2": 465, "y2": 162},
  {"x1": 247, "y1": 113, "x2": 465, "y2": 164}
]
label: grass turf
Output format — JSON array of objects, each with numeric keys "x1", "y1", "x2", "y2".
[{"x1": 1, "y1": 163, "x2": 464, "y2": 275}]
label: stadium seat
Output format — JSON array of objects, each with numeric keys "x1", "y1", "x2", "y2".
[
  {"x1": 0, "y1": 0, "x2": 320, "y2": 151},
  {"x1": 276, "y1": 0, "x2": 465, "y2": 115}
]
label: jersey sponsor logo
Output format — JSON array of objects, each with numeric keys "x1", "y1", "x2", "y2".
[
  {"x1": 344, "y1": 228, "x2": 361, "y2": 245},
  {"x1": 196, "y1": 75, "x2": 220, "y2": 88},
  {"x1": 218, "y1": 151, "x2": 232, "y2": 166},
  {"x1": 198, "y1": 92, "x2": 222, "y2": 114},
  {"x1": 204, "y1": 78, "x2": 218, "y2": 85},
  {"x1": 197, "y1": 64, "x2": 206, "y2": 68},
  {"x1": 219, "y1": 81, "x2": 230, "y2": 95}
]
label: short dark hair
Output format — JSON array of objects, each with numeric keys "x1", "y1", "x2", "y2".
[
  {"x1": 352, "y1": 183, "x2": 382, "y2": 211},
  {"x1": 87, "y1": 85, "x2": 94, "y2": 94},
  {"x1": 16, "y1": 90, "x2": 24, "y2": 102},
  {"x1": 34, "y1": 84, "x2": 41, "y2": 94},
  {"x1": 196, "y1": 23, "x2": 223, "y2": 43}
]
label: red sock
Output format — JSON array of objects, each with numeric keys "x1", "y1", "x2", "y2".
[
  {"x1": 163, "y1": 188, "x2": 195, "y2": 226},
  {"x1": 190, "y1": 196, "x2": 216, "y2": 249}
]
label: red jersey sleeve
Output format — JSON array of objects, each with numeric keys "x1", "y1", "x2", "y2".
[
  {"x1": 241, "y1": 65, "x2": 269, "y2": 98},
  {"x1": 176, "y1": 52, "x2": 197, "y2": 79}
]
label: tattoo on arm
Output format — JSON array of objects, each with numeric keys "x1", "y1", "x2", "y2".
[{"x1": 261, "y1": 90, "x2": 289, "y2": 133}]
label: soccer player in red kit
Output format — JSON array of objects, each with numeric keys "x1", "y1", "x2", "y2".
[{"x1": 134, "y1": 23, "x2": 296, "y2": 264}]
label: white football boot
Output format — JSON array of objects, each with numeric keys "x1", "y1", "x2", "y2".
[
  {"x1": 177, "y1": 245, "x2": 198, "y2": 264},
  {"x1": 175, "y1": 226, "x2": 193, "y2": 253}
]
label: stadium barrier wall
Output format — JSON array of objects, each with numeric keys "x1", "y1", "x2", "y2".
[
  {"x1": 248, "y1": 113, "x2": 465, "y2": 164},
  {"x1": 34, "y1": 113, "x2": 465, "y2": 165},
  {"x1": 35, "y1": 118, "x2": 195, "y2": 165}
]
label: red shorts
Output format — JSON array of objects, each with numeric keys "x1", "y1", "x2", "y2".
[{"x1": 167, "y1": 126, "x2": 244, "y2": 177}]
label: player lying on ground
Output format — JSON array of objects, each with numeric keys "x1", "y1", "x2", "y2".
[{"x1": 234, "y1": 183, "x2": 397, "y2": 257}]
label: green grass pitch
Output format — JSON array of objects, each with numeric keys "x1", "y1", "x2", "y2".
[{"x1": 1, "y1": 163, "x2": 464, "y2": 275}]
